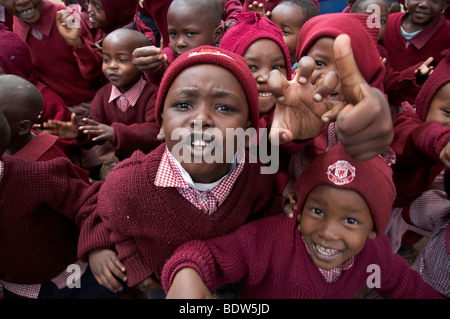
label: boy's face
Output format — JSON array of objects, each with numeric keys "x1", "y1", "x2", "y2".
[
  {"x1": 307, "y1": 37, "x2": 343, "y2": 102},
  {"x1": 167, "y1": 7, "x2": 223, "y2": 58},
  {"x1": 299, "y1": 185, "x2": 376, "y2": 270},
  {"x1": 407, "y1": 0, "x2": 450, "y2": 25},
  {"x1": 426, "y1": 82, "x2": 450, "y2": 126},
  {"x1": 0, "y1": 0, "x2": 44, "y2": 24},
  {"x1": 160, "y1": 64, "x2": 251, "y2": 184},
  {"x1": 270, "y1": 3, "x2": 305, "y2": 66},
  {"x1": 101, "y1": 38, "x2": 142, "y2": 93},
  {"x1": 244, "y1": 39, "x2": 288, "y2": 114},
  {"x1": 88, "y1": 0, "x2": 106, "y2": 29}
]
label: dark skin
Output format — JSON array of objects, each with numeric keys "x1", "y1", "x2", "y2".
[{"x1": 0, "y1": 75, "x2": 43, "y2": 155}]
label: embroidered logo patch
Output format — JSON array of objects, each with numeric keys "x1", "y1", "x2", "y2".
[{"x1": 327, "y1": 160, "x2": 356, "y2": 186}]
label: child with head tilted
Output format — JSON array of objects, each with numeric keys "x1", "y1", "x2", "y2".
[
  {"x1": 132, "y1": 0, "x2": 224, "y2": 85},
  {"x1": 161, "y1": 143, "x2": 444, "y2": 299},
  {"x1": 0, "y1": 94, "x2": 117, "y2": 299},
  {"x1": 381, "y1": 0, "x2": 450, "y2": 108},
  {"x1": 43, "y1": 29, "x2": 161, "y2": 163},
  {"x1": 86, "y1": 0, "x2": 155, "y2": 44},
  {"x1": 76, "y1": 46, "x2": 285, "y2": 296}
]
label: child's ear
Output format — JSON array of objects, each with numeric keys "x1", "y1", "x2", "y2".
[
  {"x1": 213, "y1": 25, "x2": 224, "y2": 45},
  {"x1": 157, "y1": 124, "x2": 165, "y2": 141},
  {"x1": 17, "y1": 120, "x2": 32, "y2": 136},
  {"x1": 368, "y1": 229, "x2": 377, "y2": 240}
]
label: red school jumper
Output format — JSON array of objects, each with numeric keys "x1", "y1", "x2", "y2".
[{"x1": 12, "y1": 0, "x2": 104, "y2": 106}]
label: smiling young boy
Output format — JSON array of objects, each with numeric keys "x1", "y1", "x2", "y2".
[
  {"x1": 76, "y1": 46, "x2": 285, "y2": 295},
  {"x1": 43, "y1": 29, "x2": 161, "y2": 162},
  {"x1": 161, "y1": 143, "x2": 444, "y2": 299}
]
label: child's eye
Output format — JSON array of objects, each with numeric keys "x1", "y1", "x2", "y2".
[
  {"x1": 215, "y1": 104, "x2": 235, "y2": 112},
  {"x1": 444, "y1": 109, "x2": 450, "y2": 116},
  {"x1": 273, "y1": 64, "x2": 286, "y2": 71},
  {"x1": 172, "y1": 102, "x2": 192, "y2": 110},
  {"x1": 169, "y1": 32, "x2": 177, "y2": 37},
  {"x1": 315, "y1": 60, "x2": 325, "y2": 68},
  {"x1": 312, "y1": 208, "x2": 323, "y2": 216},
  {"x1": 187, "y1": 32, "x2": 197, "y2": 37},
  {"x1": 95, "y1": 5, "x2": 102, "y2": 11},
  {"x1": 344, "y1": 218, "x2": 358, "y2": 225},
  {"x1": 248, "y1": 65, "x2": 258, "y2": 72},
  {"x1": 380, "y1": 18, "x2": 387, "y2": 25},
  {"x1": 282, "y1": 29, "x2": 292, "y2": 36}
]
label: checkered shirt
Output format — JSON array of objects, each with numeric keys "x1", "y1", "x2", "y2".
[
  {"x1": 109, "y1": 77, "x2": 147, "y2": 112},
  {"x1": 154, "y1": 146, "x2": 245, "y2": 215},
  {"x1": 302, "y1": 236, "x2": 354, "y2": 284},
  {"x1": 0, "y1": 261, "x2": 87, "y2": 299}
]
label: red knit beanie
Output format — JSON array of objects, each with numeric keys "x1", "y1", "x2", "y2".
[
  {"x1": 100, "y1": 0, "x2": 138, "y2": 34},
  {"x1": 415, "y1": 49, "x2": 450, "y2": 122},
  {"x1": 0, "y1": 29, "x2": 38, "y2": 84},
  {"x1": 220, "y1": 12, "x2": 292, "y2": 80},
  {"x1": 295, "y1": 144, "x2": 396, "y2": 235},
  {"x1": 296, "y1": 13, "x2": 385, "y2": 91},
  {"x1": 155, "y1": 46, "x2": 260, "y2": 129}
]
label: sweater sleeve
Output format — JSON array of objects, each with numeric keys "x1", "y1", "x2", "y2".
[{"x1": 373, "y1": 236, "x2": 444, "y2": 299}]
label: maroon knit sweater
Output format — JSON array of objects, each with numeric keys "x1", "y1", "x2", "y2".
[
  {"x1": 390, "y1": 110, "x2": 450, "y2": 207},
  {"x1": 77, "y1": 143, "x2": 284, "y2": 286},
  {"x1": 162, "y1": 214, "x2": 444, "y2": 299},
  {"x1": 90, "y1": 80, "x2": 161, "y2": 160},
  {"x1": 0, "y1": 155, "x2": 101, "y2": 284}
]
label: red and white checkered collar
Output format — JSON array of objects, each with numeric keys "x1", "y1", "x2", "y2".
[
  {"x1": 154, "y1": 146, "x2": 245, "y2": 214},
  {"x1": 108, "y1": 76, "x2": 147, "y2": 107}
]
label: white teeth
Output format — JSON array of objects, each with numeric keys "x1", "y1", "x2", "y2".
[
  {"x1": 192, "y1": 140, "x2": 208, "y2": 147},
  {"x1": 259, "y1": 92, "x2": 272, "y2": 97},
  {"x1": 19, "y1": 8, "x2": 35, "y2": 18},
  {"x1": 315, "y1": 243, "x2": 338, "y2": 256}
]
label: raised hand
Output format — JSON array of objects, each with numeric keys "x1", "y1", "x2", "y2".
[
  {"x1": 332, "y1": 34, "x2": 393, "y2": 161},
  {"x1": 268, "y1": 55, "x2": 342, "y2": 144},
  {"x1": 79, "y1": 118, "x2": 114, "y2": 142},
  {"x1": 132, "y1": 46, "x2": 168, "y2": 73},
  {"x1": 42, "y1": 112, "x2": 80, "y2": 140},
  {"x1": 56, "y1": 9, "x2": 83, "y2": 47}
]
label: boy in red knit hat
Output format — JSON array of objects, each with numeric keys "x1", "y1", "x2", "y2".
[
  {"x1": 132, "y1": 0, "x2": 224, "y2": 85},
  {"x1": 43, "y1": 29, "x2": 161, "y2": 167},
  {"x1": 76, "y1": 46, "x2": 285, "y2": 297},
  {"x1": 161, "y1": 143, "x2": 444, "y2": 299},
  {"x1": 0, "y1": 107, "x2": 118, "y2": 299}
]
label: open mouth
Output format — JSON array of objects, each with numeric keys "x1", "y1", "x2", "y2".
[
  {"x1": 89, "y1": 14, "x2": 98, "y2": 23},
  {"x1": 258, "y1": 91, "x2": 273, "y2": 98},
  {"x1": 312, "y1": 242, "x2": 341, "y2": 261},
  {"x1": 184, "y1": 131, "x2": 217, "y2": 159},
  {"x1": 18, "y1": 8, "x2": 36, "y2": 20}
]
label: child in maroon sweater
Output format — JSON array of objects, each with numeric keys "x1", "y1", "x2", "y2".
[
  {"x1": 0, "y1": 108, "x2": 117, "y2": 299},
  {"x1": 161, "y1": 143, "x2": 444, "y2": 299},
  {"x1": 76, "y1": 46, "x2": 285, "y2": 296},
  {"x1": 43, "y1": 29, "x2": 160, "y2": 163},
  {"x1": 132, "y1": 0, "x2": 224, "y2": 85},
  {"x1": 382, "y1": 0, "x2": 450, "y2": 107},
  {"x1": 87, "y1": 0, "x2": 155, "y2": 44}
]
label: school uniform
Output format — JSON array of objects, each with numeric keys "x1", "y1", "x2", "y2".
[
  {"x1": 89, "y1": 77, "x2": 160, "y2": 160},
  {"x1": 0, "y1": 155, "x2": 103, "y2": 297},
  {"x1": 77, "y1": 143, "x2": 284, "y2": 287},
  {"x1": 12, "y1": 0, "x2": 104, "y2": 106},
  {"x1": 382, "y1": 12, "x2": 450, "y2": 106}
]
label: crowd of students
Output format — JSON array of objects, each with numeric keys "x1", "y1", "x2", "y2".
[{"x1": 0, "y1": 0, "x2": 449, "y2": 299}]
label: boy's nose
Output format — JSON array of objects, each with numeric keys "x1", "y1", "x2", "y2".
[
  {"x1": 318, "y1": 221, "x2": 340, "y2": 242},
  {"x1": 189, "y1": 108, "x2": 214, "y2": 129},
  {"x1": 176, "y1": 38, "x2": 187, "y2": 48}
]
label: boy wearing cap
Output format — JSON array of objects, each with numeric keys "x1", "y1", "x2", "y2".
[
  {"x1": 76, "y1": 46, "x2": 285, "y2": 295},
  {"x1": 161, "y1": 144, "x2": 444, "y2": 299}
]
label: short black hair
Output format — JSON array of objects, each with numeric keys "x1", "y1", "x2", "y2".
[
  {"x1": 351, "y1": 0, "x2": 388, "y2": 13},
  {"x1": 279, "y1": 0, "x2": 320, "y2": 21}
]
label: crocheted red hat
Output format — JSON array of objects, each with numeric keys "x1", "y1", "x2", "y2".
[
  {"x1": 155, "y1": 46, "x2": 260, "y2": 129},
  {"x1": 296, "y1": 13, "x2": 385, "y2": 91},
  {"x1": 220, "y1": 12, "x2": 292, "y2": 80},
  {"x1": 415, "y1": 49, "x2": 450, "y2": 122},
  {"x1": 295, "y1": 144, "x2": 396, "y2": 235}
]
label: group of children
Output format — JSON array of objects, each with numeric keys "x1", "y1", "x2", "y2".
[{"x1": 0, "y1": 0, "x2": 449, "y2": 299}]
